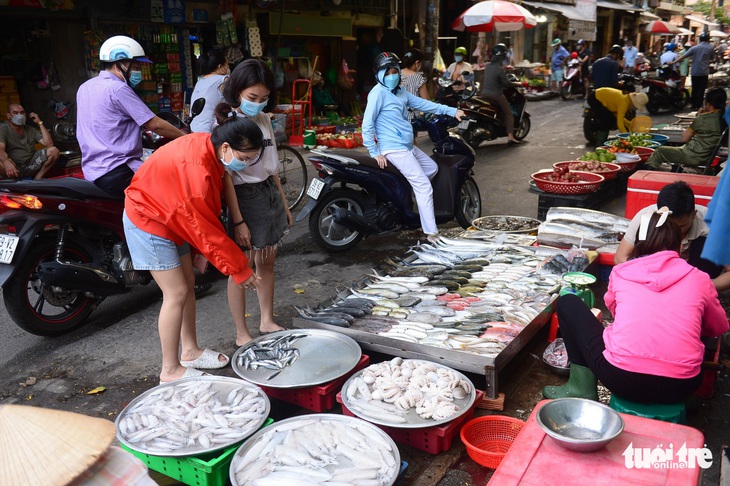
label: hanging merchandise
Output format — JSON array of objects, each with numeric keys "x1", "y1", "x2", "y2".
[
  {"x1": 337, "y1": 59, "x2": 355, "y2": 90},
  {"x1": 246, "y1": 18, "x2": 262, "y2": 57},
  {"x1": 433, "y1": 49, "x2": 446, "y2": 73}
]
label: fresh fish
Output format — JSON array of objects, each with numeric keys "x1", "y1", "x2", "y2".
[
  {"x1": 424, "y1": 280, "x2": 460, "y2": 291},
  {"x1": 392, "y1": 295, "x2": 422, "y2": 307},
  {"x1": 350, "y1": 287, "x2": 400, "y2": 299},
  {"x1": 545, "y1": 207, "x2": 630, "y2": 233},
  {"x1": 405, "y1": 312, "x2": 443, "y2": 324},
  {"x1": 363, "y1": 282, "x2": 412, "y2": 294},
  {"x1": 537, "y1": 222, "x2": 610, "y2": 250}
]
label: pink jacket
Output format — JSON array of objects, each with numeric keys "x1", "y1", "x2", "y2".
[{"x1": 604, "y1": 250, "x2": 728, "y2": 379}]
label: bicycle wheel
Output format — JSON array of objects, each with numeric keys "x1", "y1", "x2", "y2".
[{"x1": 277, "y1": 145, "x2": 307, "y2": 210}]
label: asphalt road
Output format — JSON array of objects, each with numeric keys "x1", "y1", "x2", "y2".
[{"x1": 0, "y1": 97, "x2": 703, "y2": 482}]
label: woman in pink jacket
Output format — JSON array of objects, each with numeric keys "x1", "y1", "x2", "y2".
[{"x1": 544, "y1": 207, "x2": 729, "y2": 403}]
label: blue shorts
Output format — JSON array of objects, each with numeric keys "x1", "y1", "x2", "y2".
[
  {"x1": 551, "y1": 69, "x2": 563, "y2": 82},
  {"x1": 122, "y1": 211, "x2": 190, "y2": 271}
]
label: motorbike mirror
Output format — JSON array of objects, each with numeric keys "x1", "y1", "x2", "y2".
[
  {"x1": 191, "y1": 99, "x2": 205, "y2": 119},
  {"x1": 460, "y1": 82, "x2": 477, "y2": 100}
]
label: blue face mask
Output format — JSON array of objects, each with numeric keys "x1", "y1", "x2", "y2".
[
  {"x1": 221, "y1": 149, "x2": 249, "y2": 172},
  {"x1": 129, "y1": 70, "x2": 143, "y2": 88},
  {"x1": 454, "y1": 55, "x2": 464, "y2": 62},
  {"x1": 383, "y1": 73, "x2": 400, "y2": 90},
  {"x1": 239, "y1": 98, "x2": 267, "y2": 117}
]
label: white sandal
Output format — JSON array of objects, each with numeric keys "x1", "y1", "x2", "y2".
[{"x1": 180, "y1": 348, "x2": 230, "y2": 369}]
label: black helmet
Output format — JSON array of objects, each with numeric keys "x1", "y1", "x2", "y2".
[
  {"x1": 491, "y1": 43, "x2": 507, "y2": 57},
  {"x1": 609, "y1": 44, "x2": 623, "y2": 58},
  {"x1": 373, "y1": 52, "x2": 401, "y2": 74},
  {"x1": 699, "y1": 31, "x2": 710, "y2": 42}
]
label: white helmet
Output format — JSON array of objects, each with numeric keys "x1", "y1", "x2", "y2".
[{"x1": 99, "y1": 35, "x2": 151, "y2": 63}]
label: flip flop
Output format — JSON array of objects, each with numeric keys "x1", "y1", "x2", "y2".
[
  {"x1": 159, "y1": 367, "x2": 209, "y2": 385},
  {"x1": 180, "y1": 348, "x2": 230, "y2": 369}
]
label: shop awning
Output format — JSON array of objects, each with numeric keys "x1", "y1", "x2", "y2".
[
  {"x1": 677, "y1": 27, "x2": 694, "y2": 35},
  {"x1": 596, "y1": 0, "x2": 644, "y2": 12},
  {"x1": 685, "y1": 15, "x2": 720, "y2": 29},
  {"x1": 640, "y1": 11, "x2": 660, "y2": 20},
  {"x1": 522, "y1": 0, "x2": 594, "y2": 21}
]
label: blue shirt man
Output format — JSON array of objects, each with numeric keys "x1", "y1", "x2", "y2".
[{"x1": 550, "y1": 38, "x2": 569, "y2": 91}]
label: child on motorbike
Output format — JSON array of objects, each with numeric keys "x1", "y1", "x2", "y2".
[
  {"x1": 123, "y1": 103, "x2": 263, "y2": 383},
  {"x1": 362, "y1": 52, "x2": 465, "y2": 241}
]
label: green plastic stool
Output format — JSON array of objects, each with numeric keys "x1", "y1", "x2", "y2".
[{"x1": 609, "y1": 395, "x2": 686, "y2": 424}]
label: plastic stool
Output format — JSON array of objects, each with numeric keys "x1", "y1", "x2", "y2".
[
  {"x1": 609, "y1": 395, "x2": 686, "y2": 424},
  {"x1": 548, "y1": 308, "x2": 602, "y2": 343}
]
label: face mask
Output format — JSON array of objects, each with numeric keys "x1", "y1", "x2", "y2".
[
  {"x1": 11, "y1": 114, "x2": 25, "y2": 126},
  {"x1": 220, "y1": 149, "x2": 249, "y2": 172},
  {"x1": 129, "y1": 71, "x2": 143, "y2": 88},
  {"x1": 454, "y1": 55, "x2": 464, "y2": 62},
  {"x1": 239, "y1": 98, "x2": 267, "y2": 117},
  {"x1": 383, "y1": 73, "x2": 400, "y2": 90}
]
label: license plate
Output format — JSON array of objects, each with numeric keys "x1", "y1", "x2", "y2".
[
  {"x1": 458, "y1": 119, "x2": 471, "y2": 130},
  {"x1": 306, "y1": 178, "x2": 325, "y2": 200},
  {"x1": 0, "y1": 234, "x2": 19, "y2": 264}
]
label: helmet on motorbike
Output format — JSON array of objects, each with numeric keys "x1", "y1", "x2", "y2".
[
  {"x1": 577, "y1": 39, "x2": 585, "y2": 46},
  {"x1": 372, "y1": 52, "x2": 401, "y2": 74},
  {"x1": 699, "y1": 31, "x2": 711, "y2": 42},
  {"x1": 454, "y1": 46, "x2": 468, "y2": 57},
  {"x1": 99, "y1": 35, "x2": 151, "y2": 63},
  {"x1": 684, "y1": 42, "x2": 693, "y2": 47},
  {"x1": 609, "y1": 44, "x2": 623, "y2": 58},
  {"x1": 571, "y1": 51, "x2": 579, "y2": 59},
  {"x1": 665, "y1": 42, "x2": 677, "y2": 51},
  {"x1": 491, "y1": 43, "x2": 507, "y2": 57},
  {"x1": 552, "y1": 38, "x2": 562, "y2": 47}
]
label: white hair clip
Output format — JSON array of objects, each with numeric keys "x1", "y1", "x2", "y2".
[
  {"x1": 228, "y1": 110, "x2": 236, "y2": 118},
  {"x1": 638, "y1": 206, "x2": 672, "y2": 241}
]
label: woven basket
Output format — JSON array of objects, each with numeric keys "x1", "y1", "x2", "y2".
[
  {"x1": 531, "y1": 170, "x2": 605, "y2": 195},
  {"x1": 460, "y1": 415, "x2": 525, "y2": 469},
  {"x1": 630, "y1": 116, "x2": 652, "y2": 133},
  {"x1": 553, "y1": 161, "x2": 621, "y2": 181}
]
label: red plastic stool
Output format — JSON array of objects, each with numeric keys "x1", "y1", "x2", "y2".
[{"x1": 548, "y1": 308, "x2": 603, "y2": 343}]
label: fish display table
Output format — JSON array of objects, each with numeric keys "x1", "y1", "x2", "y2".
[{"x1": 488, "y1": 400, "x2": 705, "y2": 485}]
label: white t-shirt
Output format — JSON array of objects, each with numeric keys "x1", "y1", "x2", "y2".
[
  {"x1": 226, "y1": 112, "x2": 279, "y2": 185},
  {"x1": 660, "y1": 51, "x2": 678, "y2": 65},
  {"x1": 624, "y1": 204, "x2": 709, "y2": 259}
]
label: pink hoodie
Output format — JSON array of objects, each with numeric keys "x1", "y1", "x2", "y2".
[{"x1": 604, "y1": 250, "x2": 728, "y2": 379}]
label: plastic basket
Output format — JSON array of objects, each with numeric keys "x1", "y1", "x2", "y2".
[
  {"x1": 630, "y1": 116, "x2": 653, "y2": 133},
  {"x1": 599, "y1": 145, "x2": 654, "y2": 164},
  {"x1": 617, "y1": 132, "x2": 669, "y2": 146},
  {"x1": 531, "y1": 170, "x2": 604, "y2": 194},
  {"x1": 553, "y1": 161, "x2": 621, "y2": 181},
  {"x1": 460, "y1": 415, "x2": 525, "y2": 469},
  {"x1": 121, "y1": 417, "x2": 274, "y2": 486}
]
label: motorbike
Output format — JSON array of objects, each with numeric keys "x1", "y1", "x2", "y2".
[
  {"x1": 642, "y1": 64, "x2": 690, "y2": 114},
  {"x1": 582, "y1": 73, "x2": 640, "y2": 145},
  {"x1": 294, "y1": 114, "x2": 482, "y2": 252},
  {"x1": 560, "y1": 58, "x2": 584, "y2": 100},
  {"x1": 436, "y1": 76, "x2": 531, "y2": 150},
  {"x1": 0, "y1": 99, "x2": 205, "y2": 336}
]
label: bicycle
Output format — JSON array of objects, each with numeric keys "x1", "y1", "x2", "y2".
[{"x1": 277, "y1": 144, "x2": 307, "y2": 210}]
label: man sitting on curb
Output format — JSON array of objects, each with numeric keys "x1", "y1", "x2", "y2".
[
  {"x1": 614, "y1": 181, "x2": 730, "y2": 291},
  {"x1": 0, "y1": 103, "x2": 59, "y2": 179}
]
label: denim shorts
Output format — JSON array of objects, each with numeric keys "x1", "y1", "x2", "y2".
[{"x1": 122, "y1": 211, "x2": 190, "y2": 271}]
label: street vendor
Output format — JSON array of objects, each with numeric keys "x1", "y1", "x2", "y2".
[
  {"x1": 586, "y1": 87, "x2": 648, "y2": 147},
  {"x1": 614, "y1": 181, "x2": 730, "y2": 291},
  {"x1": 545, "y1": 208, "x2": 729, "y2": 404},
  {"x1": 642, "y1": 87, "x2": 726, "y2": 170}
]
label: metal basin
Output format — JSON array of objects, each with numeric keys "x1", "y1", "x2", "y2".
[{"x1": 536, "y1": 398, "x2": 624, "y2": 452}]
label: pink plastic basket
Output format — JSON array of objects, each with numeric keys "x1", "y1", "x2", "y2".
[{"x1": 531, "y1": 170, "x2": 605, "y2": 195}]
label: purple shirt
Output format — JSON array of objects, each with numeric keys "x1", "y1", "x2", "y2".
[{"x1": 76, "y1": 71, "x2": 155, "y2": 182}]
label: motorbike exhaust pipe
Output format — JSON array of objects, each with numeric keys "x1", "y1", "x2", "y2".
[
  {"x1": 38, "y1": 261, "x2": 125, "y2": 295},
  {"x1": 329, "y1": 207, "x2": 381, "y2": 234}
]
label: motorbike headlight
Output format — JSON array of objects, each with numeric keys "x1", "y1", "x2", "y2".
[{"x1": 0, "y1": 194, "x2": 42, "y2": 210}]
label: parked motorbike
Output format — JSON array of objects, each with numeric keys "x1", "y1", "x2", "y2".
[
  {"x1": 642, "y1": 64, "x2": 690, "y2": 114},
  {"x1": 582, "y1": 73, "x2": 640, "y2": 145},
  {"x1": 0, "y1": 100, "x2": 205, "y2": 336},
  {"x1": 560, "y1": 58, "x2": 584, "y2": 100},
  {"x1": 436, "y1": 77, "x2": 531, "y2": 149},
  {"x1": 295, "y1": 114, "x2": 482, "y2": 252}
]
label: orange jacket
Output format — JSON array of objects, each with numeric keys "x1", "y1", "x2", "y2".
[{"x1": 124, "y1": 133, "x2": 252, "y2": 285}]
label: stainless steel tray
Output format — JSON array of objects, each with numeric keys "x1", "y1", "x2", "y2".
[
  {"x1": 115, "y1": 376, "x2": 269, "y2": 457},
  {"x1": 231, "y1": 329, "x2": 362, "y2": 388},
  {"x1": 230, "y1": 414, "x2": 400, "y2": 486},
  {"x1": 472, "y1": 215, "x2": 542, "y2": 233},
  {"x1": 340, "y1": 359, "x2": 477, "y2": 429}
]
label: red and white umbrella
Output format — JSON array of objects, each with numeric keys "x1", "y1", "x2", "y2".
[
  {"x1": 452, "y1": 0, "x2": 537, "y2": 33},
  {"x1": 644, "y1": 20, "x2": 680, "y2": 35}
]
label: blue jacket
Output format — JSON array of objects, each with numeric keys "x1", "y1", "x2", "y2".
[
  {"x1": 702, "y1": 108, "x2": 730, "y2": 265},
  {"x1": 362, "y1": 71, "x2": 457, "y2": 157},
  {"x1": 591, "y1": 56, "x2": 619, "y2": 89}
]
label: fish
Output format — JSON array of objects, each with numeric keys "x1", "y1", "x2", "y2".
[
  {"x1": 392, "y1": 295, "x2": 422, "y2": 307},
  {"x1": 350, "y1": 288, "x2": 400, "y2": 299},
  {"x1": 537, "y1": 222, "x2": 611, "y2": 250},
  {"x1": 545, "y1": 207, "x2": 630, "y2": 233}
]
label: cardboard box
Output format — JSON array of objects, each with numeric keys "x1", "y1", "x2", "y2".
[{"x1": 626, "y1": 170, "x2": 719, "y2": 219}]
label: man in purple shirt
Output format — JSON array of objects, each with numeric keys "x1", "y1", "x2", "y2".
[{"x1": 76, "y1": 35, "x2": 184, "y2": 197}]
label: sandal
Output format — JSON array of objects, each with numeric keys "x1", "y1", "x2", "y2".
[
  {"x1": 159, "y1": 367, "x2": 209, "y2": 385},
  {"x1": 180, "y1": 348, "x2": 230, "y2": 369}
]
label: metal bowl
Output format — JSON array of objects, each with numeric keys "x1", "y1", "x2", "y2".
[
  {"x1": 536, "y1": 398, "x2": 624, "y2": 452},
  {"x1": 543, "y1": 358, "x2": 570, "y2": 377}
]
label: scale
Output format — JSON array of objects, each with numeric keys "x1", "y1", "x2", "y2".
[{"x1": 560, "y1": 272, "x2": 596, "y2": 308}]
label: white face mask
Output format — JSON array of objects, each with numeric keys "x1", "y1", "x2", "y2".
[{"x1": 11, "y1": 114, "x2": 26, "y2": 126}]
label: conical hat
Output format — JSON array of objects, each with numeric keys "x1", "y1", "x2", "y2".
[{"x1": 0, "y1": 404, "x2": 115, "y2": 486}]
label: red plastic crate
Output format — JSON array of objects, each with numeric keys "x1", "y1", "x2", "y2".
[
  {"x1": 336, "y1": 389, "x2": 485, "y2": 455},
  {"x1": 259, "y1": 354, "x2": 369, "y2": 412},
  {"x1": 626, "y1": 171, "x2": 718, "y2": 219}
]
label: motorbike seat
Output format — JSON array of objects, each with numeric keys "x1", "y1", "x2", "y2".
[
  {"x1": 0, "y1": 177, "x2": 123, "y2": 200},
  {"x1": 317, "y1": 149, "x2": 405, "y2": 176}
]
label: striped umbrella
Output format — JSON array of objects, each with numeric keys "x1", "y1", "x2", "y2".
[
  {"x1": 644, "y1": 20, "x2": 681, "y2": 35},
  {"x1": 452, "y1": 1, "x2": 538, "y2": 33}
]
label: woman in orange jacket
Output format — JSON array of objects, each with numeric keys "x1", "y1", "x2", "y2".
[{"x1": 123, "y1": 103, "x2": 263, "y2": 383}]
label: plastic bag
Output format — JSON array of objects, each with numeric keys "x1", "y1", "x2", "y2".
[
  {"x1": 337, "y1": 59, "x2": 355, "y2": 90},
  {"x1": 433, "y1": 49, "x2": 446, "y2": 73},
  {"x1": 543, "y1": 338, "x2": 569, "y2": 368}
]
